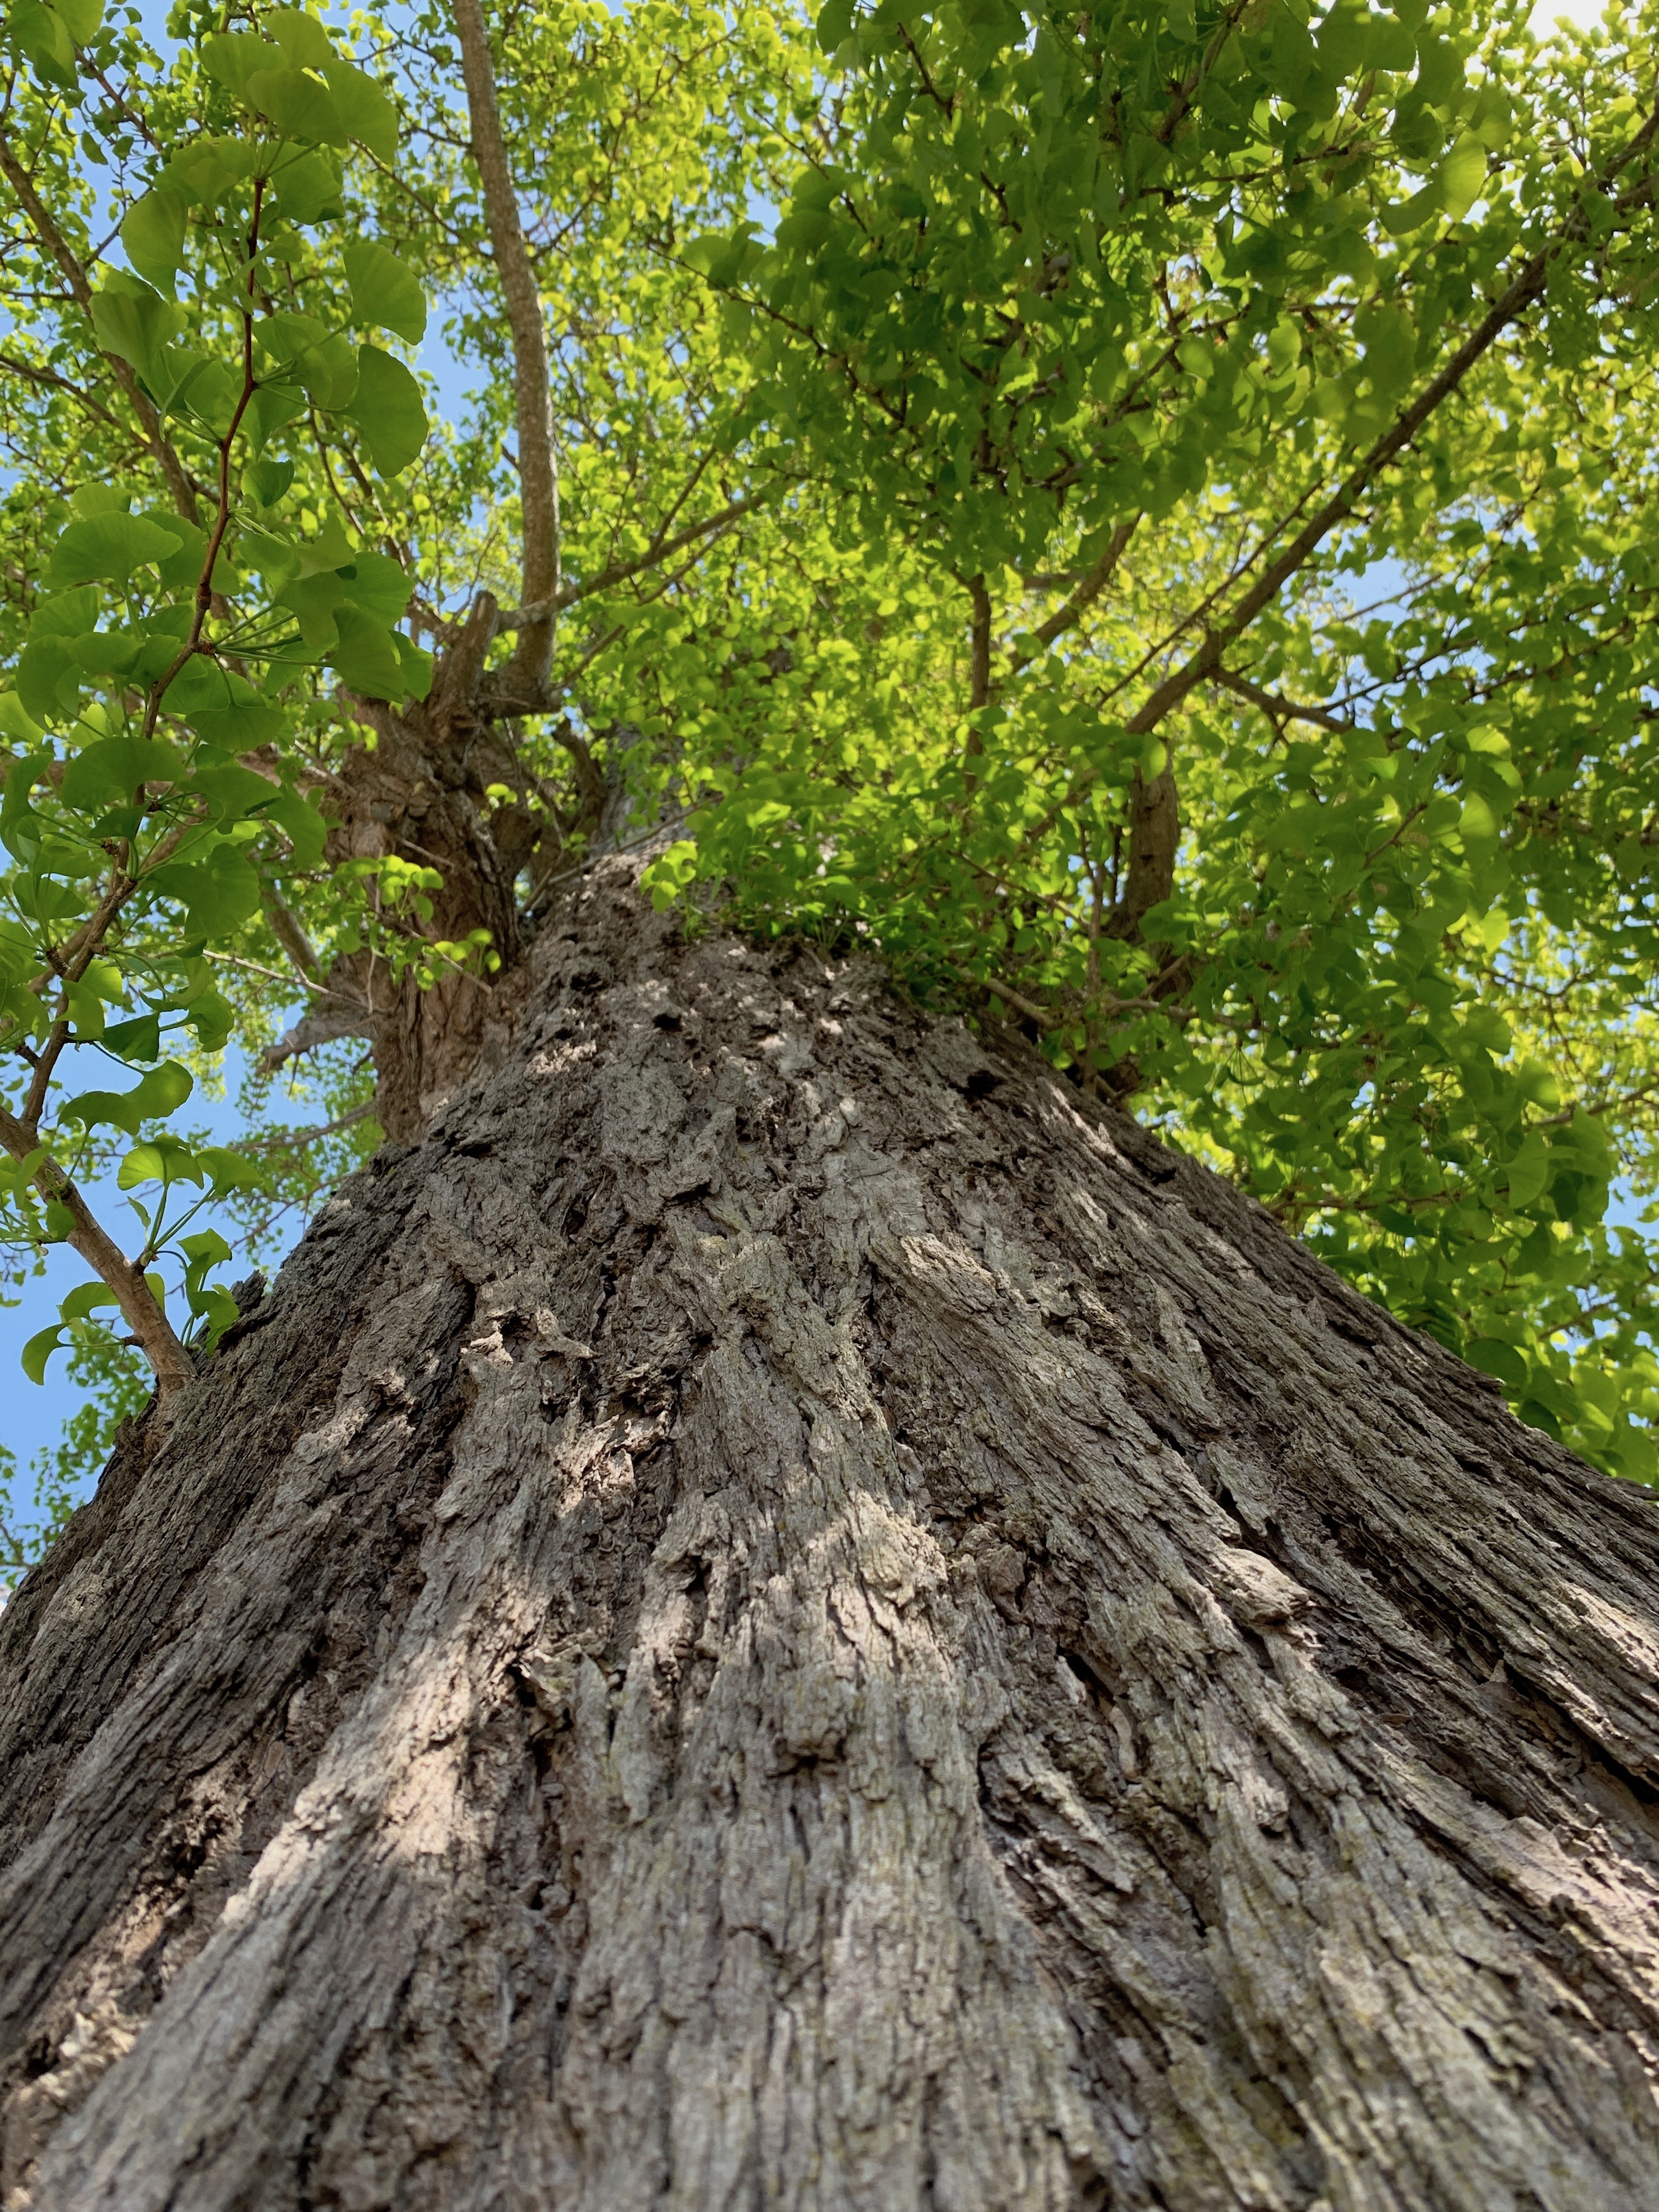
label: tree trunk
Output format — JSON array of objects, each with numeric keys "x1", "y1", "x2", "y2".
[{"x1": 3, "y1": 864, "x2": 1658, "y2": 2212}]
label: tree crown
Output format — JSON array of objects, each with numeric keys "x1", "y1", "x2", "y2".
[{"x1": 2, "y1": 0, "x2": 1657, "y2": 1552}]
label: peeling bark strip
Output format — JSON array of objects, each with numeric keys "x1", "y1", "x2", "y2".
[{"x1": 3, "y1": 867, "x2": 1659, "y2": 2211}]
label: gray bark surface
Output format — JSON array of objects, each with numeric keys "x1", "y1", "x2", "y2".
[{"x1": 2, "y1": 866, "x2": 1657, "y2": 2211}]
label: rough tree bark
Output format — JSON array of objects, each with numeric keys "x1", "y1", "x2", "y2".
[{"x1": 3, "y1": 867, "x2": 1659, "y2": 2209}]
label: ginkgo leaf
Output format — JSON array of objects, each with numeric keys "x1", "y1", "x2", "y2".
[
  {"x1": 246, "y1": 67, "x2": 348, "y2": 145},
  {"x1": 47, "y1": 512, "x2": 182, "y2": 590},
  {"x1": 322, "y1": 58, "x2": 398, "y2": 161},
  {"x1": 60, "y1": 736, "x2": 187, "y2": 809},
  {"x1": 62, "y1": 1059, "x2": 194, "y2": 1133},
  {"x1": 344, "y1": 241, "x2": 427, "y2": 344},
  {"x1": 342, "y1": 347, "x2": 428, "y2": 474},
  {"x1": 121, "y1": 191, "x2": 189, "y2": 293},
  {"x1": 1436, "y1": 134, "x2": 1488, "y2": 223}
]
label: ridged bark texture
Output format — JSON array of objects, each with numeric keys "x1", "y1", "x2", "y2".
[{"x1": 2, "y1": 865, "x2": 1658, "y2": 2211}]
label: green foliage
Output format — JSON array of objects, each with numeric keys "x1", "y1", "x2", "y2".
[
  {"x1": 2, "y1": 0, "x2": 1658, "y2": 1513},
  {"x1": 1, "y1": 1320, "x2": 147, "y2": 1583}
]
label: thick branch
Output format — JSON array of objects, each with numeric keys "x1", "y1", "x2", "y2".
[
  {"x1": 259, "y1": 996, "x2": 377, "y2": 1075},
  {"x1": 1007, "y1": 515, "x2": 1139, "y2": 680},
  {"x1": 451, "y1": 0, "x2": 560, "y2": 699},
  {"x1": 261, "y1": 883, "x2": 322, "y2": 983},
  {"x1": 1213, "y1": 664, "x2": 1352, "y2": 734},
  {"x1": 977, "y1": 972, "x2": 1053, "y2": 1024},
  {"x1": 1107, "y1": 758, "x2": 1180, "y2": 939},
  {"x1": 1098, "y1": 108, "x2": 1659, "y2": 938},
  {"x1": 494, "y1": 490, "x2": 767, "y2": 629},
  {"x1": 0, "y1": 128, "x2": 201, "y2": 526},
  {"x1": 967, "y1": 574, "x2": 992, "y2": 711}
]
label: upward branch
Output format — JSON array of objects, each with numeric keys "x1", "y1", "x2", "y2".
[
  {"x1": 0, "y1": 1104, "x2": 194, "y2": 1393},
  {"x1": 452, "y1": 0, "x2": 561, "y2": 701},
  {"x1": 1098, "y1": 106, "x2": 1659, "y2": 937}
]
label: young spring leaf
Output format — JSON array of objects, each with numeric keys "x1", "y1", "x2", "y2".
[
  {"x1": 343, "y1": 241, "x2": 427, "y2": 346},
  {"x1": 342, "y1": 347, "x2": 429, "y2": 474},
  {"x1": 62, "y1": 1061, "x2": 194, "y2": 1135},
  {"x1": 121, "y1": 191, "x2": 189, "y2": 294},
  {"x1": 46, "y1": 513, "x2": 184, "y2": 591}
]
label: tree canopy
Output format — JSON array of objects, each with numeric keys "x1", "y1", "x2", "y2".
[{"x1": 2, "y1": 0, "x2": 1658, "y2": 1556}]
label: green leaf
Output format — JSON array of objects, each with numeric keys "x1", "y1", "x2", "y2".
[
  {"x1": 246, "y1": 383, "x2": 307, "y2": 455},
  {"x1": 16, "y1": 636, "x2": 84, "y2": 724},
  {"x1": 322, "y1": 58, "x2": 398, "y2": 162},
  {"x1": 815, "y1": 0, "x2": 855, "y2": 51},
  {"x1": 265, "y1": 7, "x2": 334, "y2": 67},
  {"x1": 29, "y1": 585, "x2": 102, "y2": 642},
  {"x1": 22, "y1": 1324, "x2": 68, "y2": 1385},
  {"x1": 187, "y1": 988, "x2": 235, "y2": 1049},
  {"x1": 1458, "y1": 792, "x2": 1499, "y2": 846},
  {"x1": 128, "y1": 514, "x2": 202, "y2": 592},
  {"x1": 342, "y1": 346, "x2": 428, "y2": 474},
  {"x1": 145, "y1": 843, "x2": 262, "y2": 937},
  {"x1": 201, "y1": 31, "x2": 274, "y2": 96},
  {"x1": 60, "y1": 736, "x2": 189, "y2": 810},
  {"x1": 47, "y1": 512, "x2": 183, "y2": 590},
  {"x1": 121, "y1": 191, "x2": 189, "y2": 293},
  {"x1": 190, "y1": 761, "x2": 284, "y2": 821},
  {"x1": 344, "y1": 241, "x2": 427, "y2": 344},
  {"x1": 198, "y1": 1145, "x2": 267, "y2": 1194},
  {"x1": 160, "y1": 662, "x2": 276, "y2": 734},
  {"x1": 154, "y1": 135, "x2": 254, "y2": 203},
  {"x1": 328, "y1": 605, "x2": 408, "y2": 699},
  {"x1": 339, "y1": 550, "x2": 416, "y2": 625},
  {"x1": 118, "y1": 1132, "x2": 204, "y2": 1189},
  {"x1": 246, "y1": 67, "x2": 348, "y2": 145},
  {"x1": 0, "y1": 690, "x2": 45, "y2": 743},
  {"x1": 269, "y1": 147, "x2": 345, "y2": 226},
  {"x1": 190, "y1": 701, "x2": 287, "y2": 749},
  {"x1": 10, "y1": 0, "x2": 76, "y2": 86},
  {"x1": 1436, "y1": 133, "x2": 1488, "y2": 224},
  {"x1": 1466, "y1": 1338, "x2": 1528, "y2": 1390},
  {"x1": 63, "y1": 1057, "x2": 194, "y2": 1134},
  {"x1": 246, "y1": 457, "x2": 296, "y2": 507},
  {"x1": 88, "y1": 278, "x2": 185, "y2": 384},
  {"x1": 1380, "y1": 184, "x2": 1440, "y2": 237},
  {"x1": 263, "y1": 785, "x2": 329, "y2": 867},
  {"x1": 1505, "y1": 1134, "x2": 1551, "y2": 1209},
  {"x1": 296, "y1": 333, "x2": 361, "y2": 411},
  {"x1": 102, "y1": 1011, "x2": 162, "y2": 1061},
  {"x1": 394, "y1": 632, "x2": 434, "y2": 702},
  {"x1": 61, "y1": 1279, "x2": 119, "y2": 1321}
]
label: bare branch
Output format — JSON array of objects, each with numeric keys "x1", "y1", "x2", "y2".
[
  {"x1": 243, "y1": 1101, "x2": 377, "y2": 1151},
  {"x1": 0, "y1": 1103, "x2": 195, "y2": 1394},
  {"x1": 978, "y1": 973, "x2": 1052, "y2": 1024},
  {"x1": 1212, "y1": 664, "x2": 1352, "y2": 733},
  {"x1": 261, "y1": 882, "x2": 323, "y2": 984},
  {"x1": 967, "y1": 573, "x2": 992, "y2": 711},
  {"x1": 1007, "y1": 515, "x2": 1140, "y2": 678},
  {"x1": 494, "y1": 490, "x2": 769, "y2": 628},
  {"x1": 452, "y1": 0, "x2": 560, "y2": 699},
  {"x1": 260, "y1": 998, "x2": 377, "y2": 1075}
]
